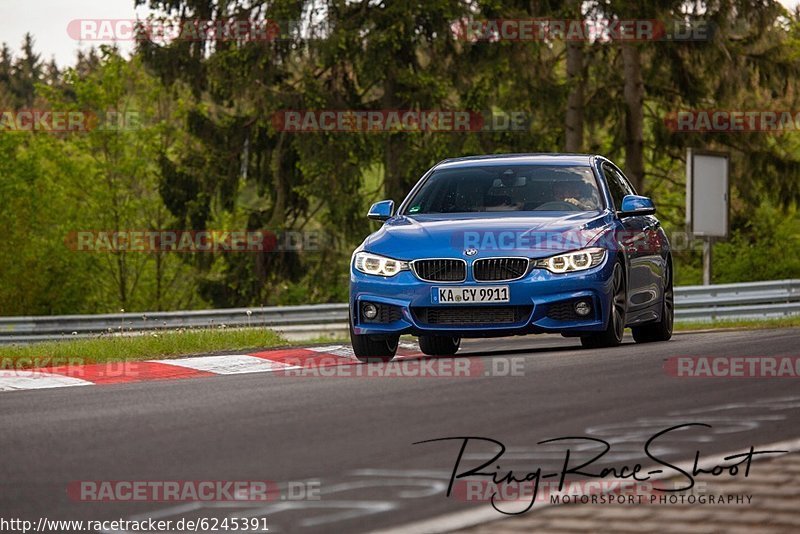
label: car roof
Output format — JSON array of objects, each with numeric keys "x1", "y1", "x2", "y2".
[{"x1": 435, "y1": 153, "x2": 598, "y2": 169}]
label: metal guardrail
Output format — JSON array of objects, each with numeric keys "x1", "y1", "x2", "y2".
[
  {"x1": 0, "y1": 280, "x2": 798, "y2": 343},
  {"x1": 0, "y1": 304, "x2": 350, "y2": 344},
  {"x1": 674, "y1": 279, "x2": 800, "y2": 321}
]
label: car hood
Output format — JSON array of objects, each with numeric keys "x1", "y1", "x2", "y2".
[{"x1": 364, "y1": 211, "x2": 614, "y2": 260}]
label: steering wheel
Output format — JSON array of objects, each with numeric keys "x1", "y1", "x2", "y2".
[{"x1": 535, "y1": 200, "x2": 582, "y2": 211}]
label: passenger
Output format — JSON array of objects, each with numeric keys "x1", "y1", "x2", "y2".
[{"x1": 552, "y1": 180, "x2": 597, "y2": 210}]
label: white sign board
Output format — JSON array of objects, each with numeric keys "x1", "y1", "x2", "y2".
[{"x1": 686, "y1": 149, "x2": 729, "y2": 238}]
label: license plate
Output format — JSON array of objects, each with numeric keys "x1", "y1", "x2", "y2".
[{"x1": 432, "y1": 286, "x2": 510, "y2": 304}]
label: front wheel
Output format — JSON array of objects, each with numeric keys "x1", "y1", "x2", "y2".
[
  {"x1": 418, "y1": 335, "x2": 461, "y2": 356},
  {"x1": 581, "y1": 260, "x2": 627, "y2": 349},
  {"x1": 632, "y1": 261, "x2": 674, "y2": 343},
  {"x1": 350, "y1": 317, "x2": 398, "y2": 363}
]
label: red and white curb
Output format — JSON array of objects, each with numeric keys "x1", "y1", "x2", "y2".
[{"x1": 0, "y1": 343, "x2": 420, "y2": 393}]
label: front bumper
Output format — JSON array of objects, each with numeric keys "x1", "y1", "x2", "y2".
[{"x1": 349, "y1": 255, "x2": 615, "y2": 338}]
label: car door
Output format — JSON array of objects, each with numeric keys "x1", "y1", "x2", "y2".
[{"x1": 602, "y1": 163, "x2": 662, "y2": 320}]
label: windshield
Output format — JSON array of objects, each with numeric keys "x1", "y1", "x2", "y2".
[{"x1": 403, "y1": 164, "x2": 603, "y2": 214}]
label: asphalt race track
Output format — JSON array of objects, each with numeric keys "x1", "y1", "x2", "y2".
[{"x1": 2, "y1": 328, "x2": 799, "y2": 533}]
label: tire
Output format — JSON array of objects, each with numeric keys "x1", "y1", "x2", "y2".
[
  {"x1": 418, "y1": 335, "x2": 461, "y2": 356},
  {"x1": 632, "y1": 260, "x2": 674, "y2": 343},
  {"x1": 350, "y1": 316, "x2": 399, "y2": 363},
  {"x1": 581, "y1": 260, "x2": 627, "y2": 349}
]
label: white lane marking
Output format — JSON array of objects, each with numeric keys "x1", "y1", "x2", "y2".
[
  {"x1": 0, "y1": 370, "x2": 93, "y2": 392},
  {"x1": 306, "y1": 342, "x2": 421, "y2": 361},
  {"x1": 154, "y1": 354, "x2": 300, "y2": 375},
  {"x1": 371, "y1": 436, "x2": 800, "y2": 534},
  {"x1": 320, "y1": 479, "x2": 450, "y2": 499},
  {"x1": 350, "y1": 469, "x2": 452, "y2": 478},
  {"x1": 307, "y1": 345, "x2": 357, "y2": 359},
  {"x1": 235, "y1": 500, "x2": 397, "y2": 528}
]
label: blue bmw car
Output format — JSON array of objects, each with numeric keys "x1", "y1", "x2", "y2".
[{"x1": 349, "y1": 154, "x2": 673, "y2": 362}]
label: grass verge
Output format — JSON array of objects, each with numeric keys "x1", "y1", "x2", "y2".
[
  {"x1": 0, "y1": 328, "x2": 292, "y2": 368},
  {"x1": 674, "y1": 316, "x2": 800, "y2": 331}
]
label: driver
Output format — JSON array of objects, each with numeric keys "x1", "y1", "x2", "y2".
[{"x1": 552, "y1": 180, "x2": 596, "y2": 210}]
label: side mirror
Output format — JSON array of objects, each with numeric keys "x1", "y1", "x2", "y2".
[
  {"x1": 618, "y1": 195, "x2": 656, "y2": 218},
  {"x1": 368, "y1": 200, "x2": 394, "y2": 221}
]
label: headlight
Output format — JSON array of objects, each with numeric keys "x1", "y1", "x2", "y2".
[
  {"x1": 353, "y1": 251, "x2": 409, "y2": 277},
  {"x1": 533, "y1": 248, "x2": 606, "y2": 274}
]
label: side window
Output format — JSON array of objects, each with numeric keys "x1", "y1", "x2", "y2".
[
  {"x1": 617, "y1": 168, "x2": 637, "y2": 196},
  {"x1": 603, "y1": 163, "x2": 635, "y2": 210}
]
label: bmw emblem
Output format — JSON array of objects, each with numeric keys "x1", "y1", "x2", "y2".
[{"x1": 464, "y1": 248, "x2": 478, "y2": 256}]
